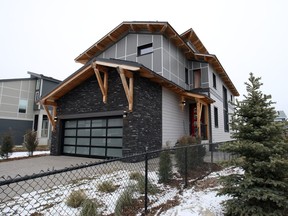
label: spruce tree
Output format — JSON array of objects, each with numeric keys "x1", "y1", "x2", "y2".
[
  {"x1": 158, "y1": 150, "x2": 173, "y2": 183},
  {"x1": 0, "y1": 132, "x2": 14, "y2": 159},
  {"x1": 219, "y1": 73, "x2": 288, "y2": 215}
]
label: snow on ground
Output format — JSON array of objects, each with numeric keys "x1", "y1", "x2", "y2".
[
  {"x1": 0, "y1": 165, "x2": 243, "y2": 216},
  {"x1": 0, "y1": 151, "x2": 50, "y2": 160}
]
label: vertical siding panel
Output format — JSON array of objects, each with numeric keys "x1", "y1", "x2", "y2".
[{"x1": 162, "y1": 87, "x2": 189, "y2": 147}]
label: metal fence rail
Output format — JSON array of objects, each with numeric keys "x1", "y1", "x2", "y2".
[{"x1": 0, "y1": 142, "x2": 232, "y2": 216}]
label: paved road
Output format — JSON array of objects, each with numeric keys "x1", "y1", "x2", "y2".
[{"x1": 0, "y1": 155, "x2": 102, "y2": 179}]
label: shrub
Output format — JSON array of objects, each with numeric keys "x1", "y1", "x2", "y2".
[
  {"x1": 66, "y1": 189, "x2": 87, "y2": 208},
  {"x1": 175, "y1": 135, "x2": 206, "y2": 175},
  {"x1": 97, "y1": 181, "x2": 117, "y2": 193},
  {"x1": 129, "y1": 172, "x2": 142, "y2": 181},
  {"x1": 114, "y1": 185, "x2": 135, "y2": 216},
  {"x1": 136, "y1": 174, "x2": 159, "y2": 195},
  {"x1": 23, "y1": 130, "x2": 38, "y2": 156},
  {"x1": 80, "y1": 199, "x2": 100, "y2": 216},
  {"x1": 158, "y1": 150, "x2": 173, "y2": 183},
  {"x1": 0, "y1": 132, "x2": 14, "y2": 159}
]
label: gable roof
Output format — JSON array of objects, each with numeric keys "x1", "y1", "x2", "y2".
[
  {"x1": 41, "y1": 57, "x2": 214, "y2": 106},
  {"x1": 74, "y1": 21, "x2": 239, "y2": 96}
]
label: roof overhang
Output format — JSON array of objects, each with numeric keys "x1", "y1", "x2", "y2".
[{"x1": 41, "y1": 58, "x2": 214, "y2": 106}]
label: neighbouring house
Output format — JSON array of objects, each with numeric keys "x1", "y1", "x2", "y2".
[
  {"x1": 0, "y1": 72, "x2": 61, "y2": 145},
  {"x1": 275, "y1": 110, "x2": 287, "y2": 122},
  {"x1": 41, "y1": 21, "x2": 239, "y2": 159}
]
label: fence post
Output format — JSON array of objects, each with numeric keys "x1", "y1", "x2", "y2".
[
  {"x1": 184, "y1": 146, "x2": 188, "y2": 188},
  {"x1": 144, "y1": 147, "x2": 148, "y2": 214}
]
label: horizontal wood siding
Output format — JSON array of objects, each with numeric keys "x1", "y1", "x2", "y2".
[
  {"x1": 209, "y1": 65, "x2": 234, "y2": 142},
  {"x1": 162, "y1": 87, "x2": 189, "y2": 147}
]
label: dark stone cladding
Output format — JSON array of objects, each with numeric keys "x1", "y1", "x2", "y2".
[{"x1": 50, "y1": 68, "x2": 162, "y2": 159}]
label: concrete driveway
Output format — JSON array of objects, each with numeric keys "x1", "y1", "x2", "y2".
[{"x1": 0, "y1": 155, "x2": 102, "y2": 179}]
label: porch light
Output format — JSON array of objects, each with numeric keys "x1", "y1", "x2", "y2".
[
  {"x1": 123, "y1": 111, "x2": 128, "y2": 118},
  {"x1": 182, "y1": 101, "x2": 186, "y2": 106},
  {"x1": 54, "y1": 116, "x2": 58, "y2": 122}
]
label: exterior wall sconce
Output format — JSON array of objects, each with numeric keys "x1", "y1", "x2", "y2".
[
  {"x1": 54, "y1": 116, "x2": 58, "y2": 122},
  {"x1": 182, "y1": 101, "x2": 186, "y2": 106},
  {"x1": 123, "y1": 111, "x2": 128, "y2": 118}
]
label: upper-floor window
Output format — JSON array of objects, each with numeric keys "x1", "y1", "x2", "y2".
[
  {"x1": 223, "y1": 86, "x2": 229, "y2": 132},
  {"x1": 214, "y1": 106, "x2": 219, "y2": 128},
  {"x1": 19, "y1": 99, "x2": 28, "y2": 113},
  {"x1": 213, "y1": 73, "x2": 217, "y2": 89},
  {"x1": 185, "y1": 68, "x2": 189, "y2": 85},
  {"x1": 193, "y1": 69, "x2": 201, "y2": 88},
  {"x1": 137, "y1": 43, "x2": 153, "y2": 56}
]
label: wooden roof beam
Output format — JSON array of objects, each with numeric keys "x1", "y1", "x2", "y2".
[
  {"x1": 117, "y1": 67, "x2": 134, "y2": 112},
  {"x1": 160, "y1": 24, "x2": 168, "y2": 33},
  {"x1": 108, "y1": 34, "x2": 117, "y2": 42},
  {"x1": 92, "y1": 63, "x2": 108, "y2": 103}
]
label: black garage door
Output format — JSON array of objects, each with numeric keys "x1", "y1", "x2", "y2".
[{"x1": 62, "y1": 117, "x2": 123, "y2": 158}]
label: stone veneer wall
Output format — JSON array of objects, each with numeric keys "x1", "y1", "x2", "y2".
[{"x1": 50, "y1": 68, "x2": 162, "y2": 157}]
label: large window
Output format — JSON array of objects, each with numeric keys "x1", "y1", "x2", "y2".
[
  {"x1": 137, "y1": 43, "x2": 153, "y2": 56},
  {"x1": 41, "y1": 115, "x2": 48, "y2": 137},
  {"x1": 63, "y1": 117, "x2": 123, "y2": 158},
  {"x1": 18, "y1": 99, "x2": 28, "y2": 113},
  {"x1": 213, "y1": 73, "x2": 217, "y2": 89},
  {"x1": 193, "y1": 69, "x2": 201, "y2": 88},
  {"x1": 185, "y1": 68, "x2": 189, "y2": 85},
  {"x1": 223, "y1": 86, "x2": 229, "y2": 132}
]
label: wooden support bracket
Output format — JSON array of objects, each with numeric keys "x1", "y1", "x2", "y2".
[
  {"x1": 117, "y1": 67, "x2": 134, "y2": 112},
  {"x1": 41, "y1": 100, "x2": 57, "y2": 131},
  {"x1": 92, "y1": 63, "x2": 108, "y2": 103}
]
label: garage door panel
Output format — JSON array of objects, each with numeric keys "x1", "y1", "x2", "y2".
[
  {"x1": 63, "y1": 146, "x2": 75, "y2": 154},
  {"x1": 91, "y1": 147, "x2": 106, "y2": 156},
  {"x1": 62, "y1": 116, "x2": 123, "y2": 158},
  {"x1": 76, "y1": 147, "x2": 90, "y2": 155}
]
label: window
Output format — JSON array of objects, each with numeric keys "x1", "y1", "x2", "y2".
[
  {"x1": 214, "y1": 107, "x2": 219, "y2": 128},
  {"x1": 41, "y1": 115, "x2": 48, "y2": 137},
  {"x1": 230, "y1": 95, "x2": 233, "y2": 102},
  {"x1": 223, "y1": 86, "x2": 229, "y2": 132},
  {"x1": 137, "y1": 43, "x2": 153, "y2": 56},
  {"x1": 185, "y1": 68, "x2": 189, "y2": 84},
  {"x1": 213, "y1": 73, "x2": 217, "y2": 89},
  {"x1": 193, "y1": 69, "x2": 201, "y2": 88},
  {"x1": 18, "y1": 99, "x2": 28, "y2": 113}
]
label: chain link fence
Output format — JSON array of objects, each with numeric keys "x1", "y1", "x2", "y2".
[{"x1": 0, "y1": 142, "x2": 232, "y2": 216}]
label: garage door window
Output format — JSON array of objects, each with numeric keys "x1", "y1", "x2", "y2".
[{"x1": 63, "y1": 117, "x2": 123, "y2": 158}]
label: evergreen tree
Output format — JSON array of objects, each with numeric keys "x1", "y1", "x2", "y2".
[
  {"x1": 158, "y1": 150, "x2": 173, "y2": 183},
  {"x1": 0, "y1": 132, "x2": 14, "y2": 159},
  {"x1": 23, "y1": 130, "x2": 38, "y2": 156},
  {"x1": 219, "y1": 73, "x2": 288, "y2": 215}
]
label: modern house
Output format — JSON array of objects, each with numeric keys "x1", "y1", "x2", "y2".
[
  {"x1": 41, "y1": 21, "x2": 239, "y2": 159},
  {"x1": 0, "y1": 72, "x2": 61, "y2": 145},
  {"x1": 275, "y1": 110, "x2": 287, "y2": 122}
]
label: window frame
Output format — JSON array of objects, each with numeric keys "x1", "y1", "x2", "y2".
[
  {"x1": 137, "y1": 43, "x2": 153, "y2": 56},
  {"x1": 18, "y1": 99, "x2": 28, "y2": 113},
  {"x1": 214, "y1": 106, "x2": 219, "y2": 128},
  {"x1": 213, "y1": 73, "x2": 217, "y2": 89}
]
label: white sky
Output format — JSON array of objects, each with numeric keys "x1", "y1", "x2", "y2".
[{"x1": 0, "y1": 0, "x2": 287, "y2": 114}]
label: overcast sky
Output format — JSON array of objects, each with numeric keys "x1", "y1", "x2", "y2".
[{"x1": 1, "y1": 0, "x2": 287, "y2": 115}]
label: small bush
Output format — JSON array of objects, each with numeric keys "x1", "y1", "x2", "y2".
[
  {"x1": 136, "y1": 174, "x2": 159, "y2": 195},
  {"x1": 129, "y1": 172, "x2": 142, "y2": 181},
  {"x1": 97, "y1": 181, "x2": 117, "y2": 193},
  {"x1": 158, "y1": 150, "x2": 173, "y2": 184},
  {"x1": 66, "y1": 189, "x2": 87, "y2": 208},
  {"x1": 175, "y1": 135, "x2": 206, "y2": 175},
  {"x1": 80, "y1": 199, "x2": 100, "y2": 216},
  {"x1": 114, "y1": 186, "x2": 135, "y2": 216},
  {"x1": 0, "y1": 132, "x2": 14, "y2": 159},
  {"x1": 23, "y1": 130, "x2": 38, "y2": 156}
]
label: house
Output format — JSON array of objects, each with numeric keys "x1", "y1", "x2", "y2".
[
  {"x1": 0, "y1": 72, "x2": 61, "y2": 145},
  {"x1": 41, "y1": 21, "x2": 239, "y2": 159},
  {"x1": 275, "y1": 110, "x2": 287, "y2": 122}
]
